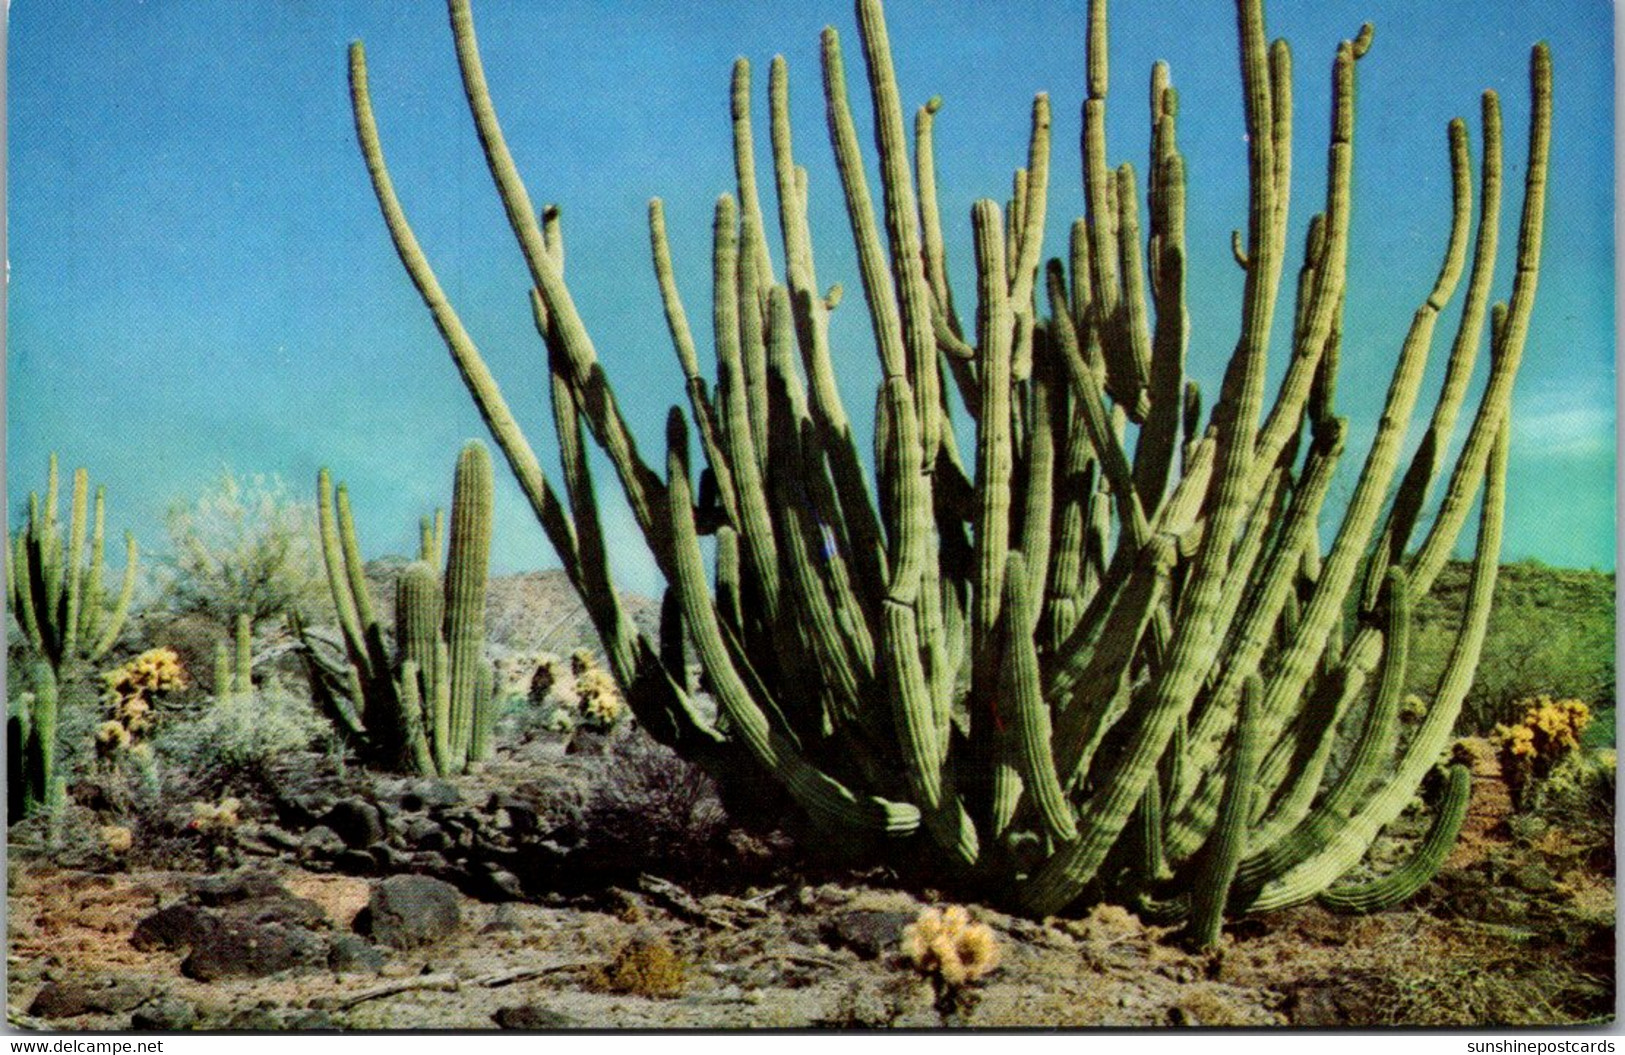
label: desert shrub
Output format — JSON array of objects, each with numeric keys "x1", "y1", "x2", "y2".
[
  {"x1": 154, "y1": 680, "x2": 328, "y2": 788},
  {"x1": 160, "y1": 470, "x2": 331, "y2": 629},
  {"x1": 590, "y1": 937, "x2": 686, "y2": 997}
]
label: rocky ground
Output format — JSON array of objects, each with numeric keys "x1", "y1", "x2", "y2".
[{"x1": 6, "y1": 723, "x2": 1615, "y2": 1031}]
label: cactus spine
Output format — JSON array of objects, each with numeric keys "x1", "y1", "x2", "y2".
[
  {"x1": 350, "y1": 0, "x2": 1549, "y2": 925},
  {"x1": 7, "y1": 456, "x2": 138, "y2": 818},
  {"x1": 300, "y1": 440, "x2": 496, "y2": 775}
]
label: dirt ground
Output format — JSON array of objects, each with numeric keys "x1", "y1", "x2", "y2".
[{"x1": 6, "y1": 737, "x2": 1615, "y2": 1031}]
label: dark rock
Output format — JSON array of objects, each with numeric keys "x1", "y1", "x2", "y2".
[
  {"x1": 191, "y1": 872, "x2": 287, "y2": 907},
  {"x1": 328, "y1": 934, "x2": 386, "y2": 976},
  {"x1": 401, "y1": 780, "x2": 462, "y2": 811},
  {"x1": 482, "y1": 904, "x2": 524, "y2": 933},
  {"x1": 131, "y1": 903, "x2": 218, "y2": 952},
  {"x1": 370, "y1": 843, "x2": 415, "y2": 873},
  {"x1": 181, "y1": 921, "x2": 327, "y2": 981},
  {"x1": 333, "y1": 849, "x2": 380, "y2": 876},
  {"x1": 406, "y1": 850, "x2": 452, "y2": 876},
  {"x1": 253, "y1": 825, "x2": 306, "y2": 853},
  {"x1": 399, "y1": 815, "x2": 446, "y2": 849},
  {"x1": 226, "y1": 892, "x2": 329, "y2": 931},
  {"x1": 494, "y1": 1004, "x2": 580, "y2": 1029},
  {"x1": 29, "y1": 979, "x2": 149, "y2": 1018},
  {"x1": 275, "y1": 792, "x2": 335, "y2": 830},
  {"x1": 130, "y1": 997, "x2": 199, "y2": 1031},
  {"x1": 821, "y1": 909, "x2": 918, "y2": 960},
  {"x1": 481, "y1": 868, "x2": 524, "y2": 901},
  {"x1": 302, "y1": 825, "x2": 347, "y2": 857},
  {"x1": 323, "y1": 798, "x2": 387, "y2": 848},
  {"x1": 359, "y1": 874, "x2": 461, "y2": 949}
]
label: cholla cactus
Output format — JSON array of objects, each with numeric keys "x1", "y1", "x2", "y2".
[
  {"x1": 1494, "y1": 696, "x2": 1594, "y2": 806},
  {"x1": 96, "y1": 648, "x2": 185, "y2": 763},
  {"x1": 103, "y1": 648, "x2": 187, "y2": 701},
  {"x1": 902, "y1": 905, "x2": 1001, "y2": 989},
  {"x1": 573, "y1": 654, "x2": 626, "y2": 730}
]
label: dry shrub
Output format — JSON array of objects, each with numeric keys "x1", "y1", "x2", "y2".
[{"x1": 590, "y1": 937, "x2": 686, "y2": 998}]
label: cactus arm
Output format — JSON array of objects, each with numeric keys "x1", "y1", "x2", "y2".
[
  {"x1": 60, "y1": 470, "x2": 89, "y2": 663},
  {"x1": 648, "y1": 199, "x2": 740, "y2": 527},
  {"x1": 335, "y1": 485, "x2": 389, "y2": 678},
  {"x1": 1017, "y1": 347, "x2": 1057, "y2": 620},
  {"x1": 316, "y1": 468, "x2": 368, "y2": 668},
  {"x1": 89, "y1": 533, "x2": 137, "y2": 661},
  {"x1": 1407, "y1": 44, "x2": 1548, "y2": 600},
  {"x1": 767, "y1": 60, "x2": 890, "y2": 605},
  {"x1": 443, "y1": 441, "x2": 494, "y2": 768},
  {"x1": 1316, "y1": 763, "x2": 1471, "y2": 914},
  {"x1": 665, "y1": 407, "x2": 919, "y2": 835},
  {"x1": 1134, "y1": 77, "x2": 1187, "y2": 511},
  {"x1": 349, "y1": 39, "x2": 584, "y2": 589},
  {"x1": 1245, "y1": 417, "x2": 1507, "y2": 913},
  {"x1": 431, "y1": 640, "x2": 453, "y2": 776},
  {"x1": 970, "y1": 200, "x2": 1014, "y2": 667},
  {"x1": 1188, "y1": 674, "x2": 1262, "y2": 949},
  {"x1": 1253, "y1": 93, "x2": 1474, "y2": 755},
  {"x1": 21, "y1": 661, "x2": 58, "y2": 816},
  {"x1": 469, "y1": 658, "x2": 496, "y2": 764},
  {"x1": 997, "y1": 551, "x2": 1078, "y2": 844},
  {"x1": 396, "y1": 561, "x2": 443, "y2": 739},
  {"x1": 1046, "y1": 261, "x2": 1149, "y2": 548},
  {"x1": 730, "y1": 59, "x2": 777, "y2": 289},
  {"x1": 819, "y1": 26, "x2": 908, "y2": 385},
  {"x1": 739, "y1": 205, "x2": 773, "y2": 476},
  {"x1": 1233, "y1": 566, "x2": 1411, "y2": 888},
  {"x1": 853, "y1": 0, "x2": 943, "y2": 460},
  {"x1": 710, "y1": 196, "x2": 786, "y2": 630},
  {"x1": 444, "y1": 0, "x2": 674, "y2": 582},
  {"x1": 79, "y1": 488, "x2": 107, "y2": 647},
  {"x1": 396, "y1": 660, "x2": 438, "y2": 776},
  {"x1": 1112, "y1": 162, "x2": 1154, "y2": 413},
  {"x1": 1368, "y1": 97, "x2": 1502, "y2": 595},
  {"x1": 915, "y1": 96, "x2": 978, "y2": 415}
]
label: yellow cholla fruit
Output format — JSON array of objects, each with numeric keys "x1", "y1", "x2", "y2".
[
  {"x1": 902, "y1": 905, "x2": 1001, "y2": 987},
  {"x1": 99, "y1": 825, "x2": 134, "y2": 854}
]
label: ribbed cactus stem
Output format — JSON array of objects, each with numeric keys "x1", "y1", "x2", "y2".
[{"x1": 444, "y1": 440, "x2": 494, "y2": 767}]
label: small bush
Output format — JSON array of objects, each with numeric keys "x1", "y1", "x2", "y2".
[
  {"x1": 1493, "y1": 696, "x2": 1595, "y2": 808},
  {"x1": 590, "y1": 937, "x2": 686, "y2": 997},
  {"x1": 154, "y1": 681, "x2": 327, "y2": 788}
]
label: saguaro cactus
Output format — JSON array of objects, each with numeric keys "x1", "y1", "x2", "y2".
[
  {"x1": 7, "y1": 455, "x2": 139, "y2": 818},
  {"x1": 298, "y1": 440, "x2": 497, "y2": 775},
  {"x1": 349, "y1": 0, "x2": 1549, "y2": 931}
]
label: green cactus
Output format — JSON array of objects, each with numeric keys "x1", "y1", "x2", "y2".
[
  {"x1": 296, "y1": 440, "x2": 496, "y2": 775},
  {"x1": 348, "y1": 0, "x2": 1548, "y2": 926},
  {"x1": 7, "y1": 456, "x2": 138, "y2": 819}
]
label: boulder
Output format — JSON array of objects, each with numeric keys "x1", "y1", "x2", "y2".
[{"x1": 357, "y1": 875, "x2": 461, "y2": 949}]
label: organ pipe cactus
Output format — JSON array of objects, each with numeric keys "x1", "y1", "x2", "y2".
[
  {"x1": 7, "y1": 455, "x2": 139, "y2": 818},
  {"x1": 298, "y1": 440, "x2": 497, "y2": 776},
  {"x1": 349, "y1": 0, "x2": 1549, "y2": 930}
]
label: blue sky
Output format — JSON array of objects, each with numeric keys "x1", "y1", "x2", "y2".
[{"x1": 8, "y1": 0, "x2": 1615, "y2": 598}]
